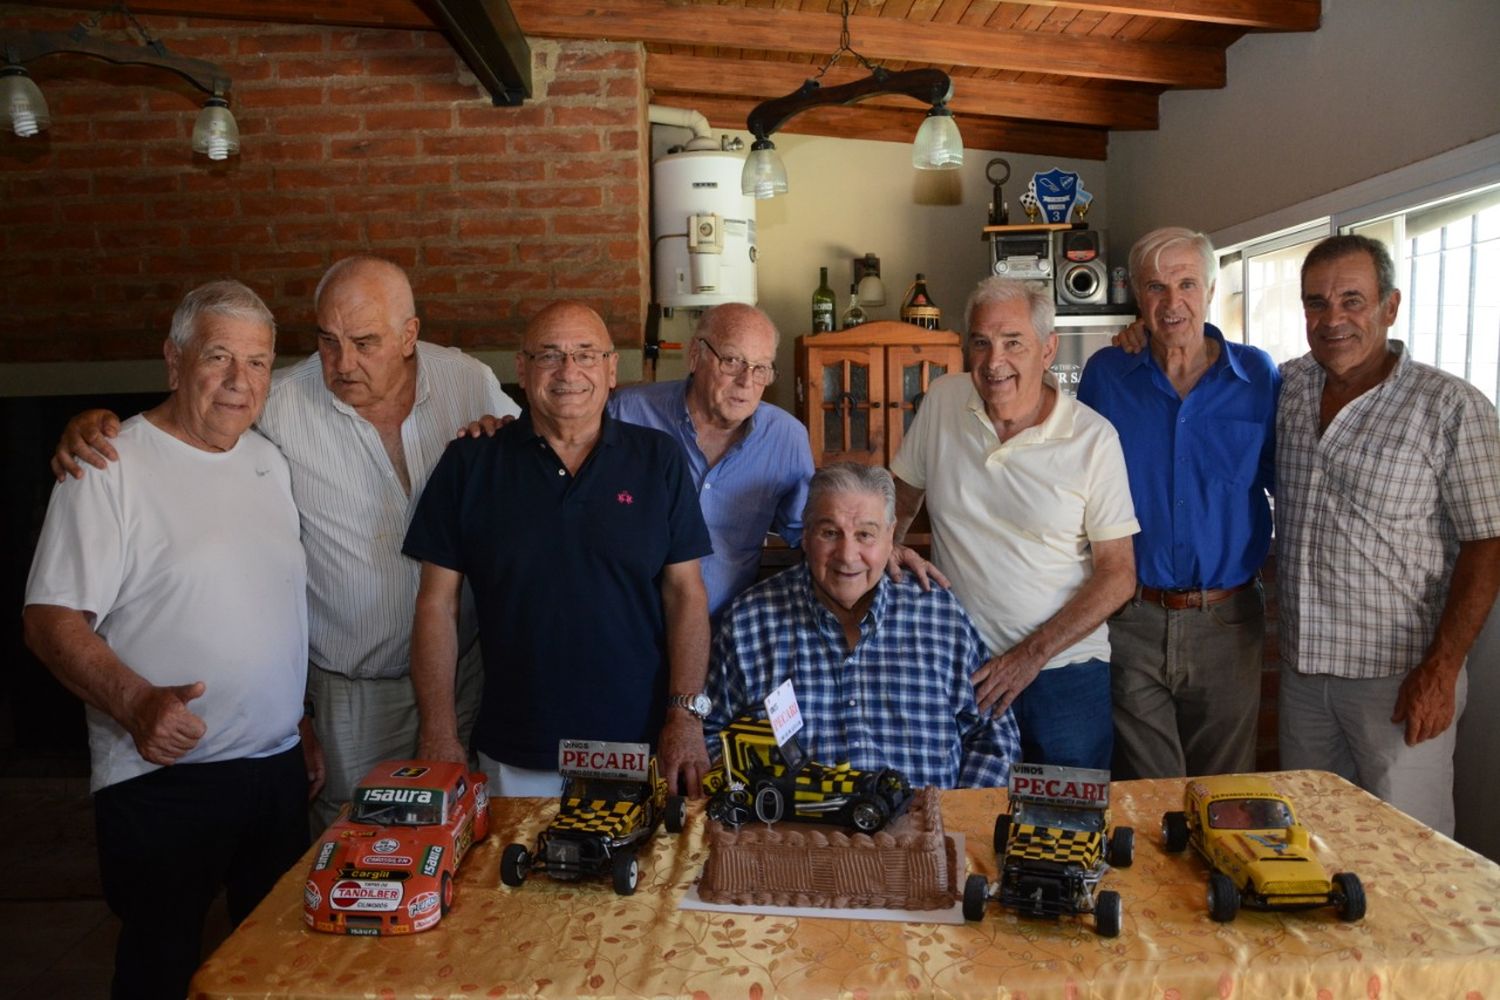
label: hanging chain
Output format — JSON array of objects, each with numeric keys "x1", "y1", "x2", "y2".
[
  {"x1": 71, "y1": 3, "x2": 167, "y2": 55},
  {"x1": 812, "y1": 1, "x2": 880, "y2": 80}
]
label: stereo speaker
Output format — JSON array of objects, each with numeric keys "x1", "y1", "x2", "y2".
[{"x1": 1054, "y1": 229, "x2": 1108, "y2": 307}]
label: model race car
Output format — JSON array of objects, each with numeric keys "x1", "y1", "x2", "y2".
[
  {"x1": 963, "y1": 763, "x2": 1133, "y2": 937},
  {"x1": 500, "y1": 740, "x2": 684, "y2": 895},
  {"x1": 304, "y1": 760, "x2": 490, "y2": 935},
  {"x1": 701, "y1": 714, "x2": 912, "y2": 833},
  {"x1": 1162, "y1": 774, "x2": 1365, "y2": 922}
]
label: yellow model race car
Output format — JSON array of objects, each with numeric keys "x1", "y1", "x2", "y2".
[
  {"x1": 1162, "y1": 774, "x2": 1365, "y2": 922},
  {"x1": 500, "y1": 741, "x2": 684, "y2": 896}
]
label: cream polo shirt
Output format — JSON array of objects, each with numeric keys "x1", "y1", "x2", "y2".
[{"x1": 890, "y1": 371, "x2": 1139, "y2": 672}]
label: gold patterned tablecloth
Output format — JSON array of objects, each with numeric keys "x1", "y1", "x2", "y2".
[{"x1": 190, "y1": 770, "x2": 1500, "y2": 998}]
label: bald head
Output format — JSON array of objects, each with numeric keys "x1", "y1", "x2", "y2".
[
  {"x1": 696, "y1": 302, "x2": 779, "y2": 352},
  {"x1": 316, "y1": 256, "x2": 417, "y2": 326},
  {"x1": 314, "y1": 256, "x2": 420, "y2": 410},
  {"x1": 519, "y1": 301, "x2": 618, "y2": 431},
  {"x1": 524, "y1": 301, "x2": 613, "y2": 353},
  {"x1": 687, "y1": 301, "x2": 779, "y2": 430}
]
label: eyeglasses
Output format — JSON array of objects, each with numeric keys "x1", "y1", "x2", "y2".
[
  {"x1": 698, "y1": 337, "x2": 777, "y2": 385},
  {"x1": 521, "y1": 348, "x2": 616, "y2": 370}
]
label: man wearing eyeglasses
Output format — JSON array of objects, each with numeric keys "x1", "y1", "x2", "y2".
[
  {"x1": 404, "y1": 301, "x2": 715, "y2": 797},
  {"x1": 609, "y1": 303, "x2": 815, "y2": 626}
]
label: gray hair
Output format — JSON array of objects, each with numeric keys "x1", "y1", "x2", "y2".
[
  {"x1": 1301, "y1": 234, "x2": 1398, "y2": 302},
  {"x1": 805, "y1": 462, "x2": 896, "y2": 526},
  {"x1": 694, "y1": 302, "x2": 781, "y2": 352},
  {"x1": 314, "y1": 255, "x2": 417, "y2": 324},
  {"x1": 1128, "y1": 227, "x2": 1216, "y2": 297},
  {"x1": 168, "y1": 280, "x2": 276, "y2": 350},
  {"x1": 963, "y1": 277, "x2": 1054, "y2": 343}
]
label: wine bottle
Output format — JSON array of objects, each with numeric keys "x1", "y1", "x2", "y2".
[
  {"x1": 811, "y1": 266, "x2": 836, "y2": 333},
  {"x1": 900, "y1": 273, "x2": 941, "y2": 330},
  {"x1": 840, "y1": 283, "x2": 867, "y2": 329}
]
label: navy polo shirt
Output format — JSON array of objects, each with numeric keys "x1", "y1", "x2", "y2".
[
  {"x1": 1077, "y1": 324, "x2": 1279, "y2": 591},
  {"x1": 403, "y1": 412, "x2": 712, "y2": 769}
]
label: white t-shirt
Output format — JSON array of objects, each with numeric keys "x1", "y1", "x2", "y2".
[
  {"x1": 890, "y1": 371, "x2": 1139, "y2": 672},
  {"x1": 25, "y1": 416, "x2": 308, "y2": 793}
]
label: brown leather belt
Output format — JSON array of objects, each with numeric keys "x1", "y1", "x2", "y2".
[{"x1": 1137, "y1": 580, "x2": 1253, "y2": 610}]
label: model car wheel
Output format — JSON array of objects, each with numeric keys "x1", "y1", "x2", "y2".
[
  {"x1": 612, "y1": 850, "x2": 640, "y2": 896},
  {"x1": 440, "y1": 871, "x2": 453, "y2": 916},
  {"x1": 1109, "y1": 826, "x2": 1136, "y2": 868},
  {"x1": 1333, "y1": 872, "x2": 1366, "y2": 922},
  {"x1": 1095, "y1": 889, "x2": 1122, "y2": 938},
  {"x1": 1207, "y1": 871, "x2": 1240, "y2": 922},
  {"x1": 753, "y1": 783, "x2": 784, "y2": 824},
  {"x1": 993, "y1": 813, "x2": 1012, "y2": 854},
  {"x1": 962, "y1": 874, "x2": 990, "y2": 922},
  {"x1": 1162, "y1": 811, "x2": 1189, "y2": 853},
  {"x1": 500, "y1": 843, "x2": 531, "y2": 887},
  {"x1": 665, "y1": 795, "x2": 686, "y2": 834},
  {"x1": 850, "y1": 799, "x2": 887, "y2": 833}
]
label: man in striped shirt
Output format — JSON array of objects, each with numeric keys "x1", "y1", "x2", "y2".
[{"x1": 50, "y1": 256, "x2": 523, "y2": 829}]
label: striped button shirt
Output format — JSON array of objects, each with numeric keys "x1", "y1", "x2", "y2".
[
  {"x1": 256, "y1": 342, "x2": 520, "y2": 679},
  {"x1": 704, "y1": 564, "x2": 1020, "y2": 789},
  {"x1": 1276, "y1": 343, "x2": 1500, "y2": 679}
]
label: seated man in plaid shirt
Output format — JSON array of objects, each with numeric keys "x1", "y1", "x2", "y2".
[{"x1": 702, "y1": 462, "x2": 1020, "y2": 788}]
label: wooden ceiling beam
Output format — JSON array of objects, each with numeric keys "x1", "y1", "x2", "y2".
[
  {"x1": 509, "y1": 0, "x2": 1225, "y2": 87},
  {"x1": 7, "y1": 0, "x2": 438, "y2": 30},
  {"x1": 663, "y1": 93, "x2": 1109, "y2": 160},
  {"x1": 646, "y1": 53, "x2": 1157, "y2": 129},
  {"x1": 1018, "y1": 0, "x2": 1320, "y2": 31}
]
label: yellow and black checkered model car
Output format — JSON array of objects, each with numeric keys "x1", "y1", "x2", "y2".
[
  {"x1": 499, "y1": 741, "x2": 684, "y2": 896},
  {"x1": 1163, "y1": 774, "x2": 1364, "y2": 923},
  {"x1": 702, "y1": 715, "x2": 912, "y2": 833},
  {"x1": 963, "y1": 762, "x2": 1133, "y2": 937}
]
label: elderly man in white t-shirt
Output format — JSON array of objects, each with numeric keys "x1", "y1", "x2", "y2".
[
  {"x1": 890, "y1": 277, "x2": 1138, "y2": 770},
  {"x1": 51, "y1": 256, "x2": 523, "y2": 828},
  {"x1": 25, "y1": 281, "x2": 313, "y2": 1000}
]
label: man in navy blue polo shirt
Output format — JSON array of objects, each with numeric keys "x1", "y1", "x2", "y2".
[
  {"x1": 404, "y1": 302, "x2": 714, "y2": 796},
  {"x1": 1078, "y1": 227, "x2": 1279, "y2": 779}
]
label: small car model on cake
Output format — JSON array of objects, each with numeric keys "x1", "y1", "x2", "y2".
[
  {"x1": 500, "y1": 741, "x2": 684, "y2": 895},
  {"x1": 1162, "y1": 774, "x2": 1365, "y2": 922},
  {"x1": 304, "y1": 760, "x2": 490, "y2": 935},
  {"x1": 963, "y1": 763, "x2": 1132, "y2": 937},
  {"x1": 701, "y1": 714, "x2": 912, "y2": 833}
]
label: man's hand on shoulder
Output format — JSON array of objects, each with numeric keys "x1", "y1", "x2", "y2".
[
  {"x1": 52, "y1": 409, "x2": 122, "y2": 482},
  {"x1": 885, "y1": 544, "x2": 951, "y2": 591},
  {"x1": 658, "y1": 711, "x2": 710, "y2": 798},
  {"x1": 124, "y1": 680, "x2": 207, "y2": 766},
  {"x1": 453, "y1": 413, "x2": 515, "y2": 439},
  {"x1": 1112, "y1": 320, "x2": 1149, "y2": 355},
  {"x1": 1392, "y1": 659, "x2": 1460, "y2": 745}
]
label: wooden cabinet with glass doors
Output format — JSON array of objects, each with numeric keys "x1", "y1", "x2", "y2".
[{"x1": 794, "y1": 321, "x2": 963, "y2": 468}]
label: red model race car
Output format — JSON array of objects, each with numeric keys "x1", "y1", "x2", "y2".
[{"x1": 304, "y1": 760, "x2": 490, "y2": 935}]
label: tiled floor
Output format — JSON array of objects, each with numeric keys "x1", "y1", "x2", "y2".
[{"x1": 0, "y1": 765, "x2": 231, "y2": 1000}]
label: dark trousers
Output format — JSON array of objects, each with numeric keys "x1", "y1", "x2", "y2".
[{"x1": 93, "y1": 744, "x2": 308, "y2": 1000}]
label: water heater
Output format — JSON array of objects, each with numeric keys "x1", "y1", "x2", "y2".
[{"x1": 652, "y1": 148, "x2": 757, "y2": 308}]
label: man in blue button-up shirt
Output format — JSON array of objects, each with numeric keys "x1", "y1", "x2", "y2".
[
  {"x1": 1078, "y1": 227, "x2": 1279, "y2": 779},
  {"x1": 703, "y1": 463, "x2": 1020, "y2": 789}
]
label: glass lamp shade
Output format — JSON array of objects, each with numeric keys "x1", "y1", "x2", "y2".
[
  {"x1": 856, "y1": 273, "x2": 887, "y2": 308},
  {"x1": 191, "y1": 97, "x2": 240, "y2": 160},
  {"x1": 1, "y1": 66, "x2": 50, "y2": 138},
  {"x1": 740, "y1": 139, "x2": 788, "y2": 199},
  {"x1": 912, "y1": 108, "x2": 964, "y2": 170}
]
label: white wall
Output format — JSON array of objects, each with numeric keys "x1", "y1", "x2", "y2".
[
  {"x1": 1106, "y1": 0, "x2": 1500, "y2": 258},
  {"x1": 1106, "y1": 0, "x2": 1500, "y2": 860},
  {"x1": 650, "y1": 126, "x2": 1107, "y2": 412}
]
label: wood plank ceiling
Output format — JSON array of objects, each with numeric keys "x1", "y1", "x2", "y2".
[{"x1": 12, "y1": 0, "x2": 1322, "y2": 160}]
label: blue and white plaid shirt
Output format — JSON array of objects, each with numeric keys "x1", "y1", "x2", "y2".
[{"x1": 704, "y1": 564, "x2": 1019, "y2": 788}]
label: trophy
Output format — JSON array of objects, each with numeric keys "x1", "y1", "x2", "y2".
[{"x1": 1027, "y1": 169, "x2": 1091, "y2": 224}]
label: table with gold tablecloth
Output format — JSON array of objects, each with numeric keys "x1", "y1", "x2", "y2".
[{"x1": 190, "y1": 770, "x2": 1500, "y2": 998}]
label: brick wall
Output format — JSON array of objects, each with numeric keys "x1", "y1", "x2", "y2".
[{"x1": 0, "y1": 6, "x2": 648, "y2": 363}]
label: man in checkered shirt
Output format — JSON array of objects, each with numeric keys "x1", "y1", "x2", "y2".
[
  {"x1": 1277, "y1": 234, "x2": 1500, "y2": 835},
  {"x1": 702, "y1": 463, "x2": 1020, "y2": 789}
]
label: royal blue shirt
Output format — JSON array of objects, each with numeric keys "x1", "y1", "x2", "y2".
[
  {"x1": 609, "y1": 378, "x2": 814, "y2": 625},
  {"x1": 1077, "y1": 324, "x2": 1279, "y2": 590},
  {"x1": 704, "y1": 565, "x2": 1020, "y2": 789},
  {"x1": 403, "y1": 412, "x2": 712, "y2": 769}
]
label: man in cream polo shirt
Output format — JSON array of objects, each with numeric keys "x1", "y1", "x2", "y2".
[{"x1": 890, "y1": 276, "x2": 1138, "y2": 769}]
